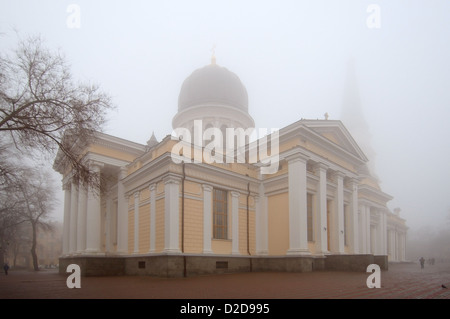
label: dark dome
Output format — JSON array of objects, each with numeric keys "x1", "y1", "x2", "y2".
[{"x1": 178, "y1": 63, "x2": 248, "y2": 112}]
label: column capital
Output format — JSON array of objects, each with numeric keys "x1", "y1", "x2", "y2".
[
  {"x1": 134, "y1": 191, "x2": 140, "y2": 198},
  {"x1": 285, "y1": 153, "x2": 309, "y2": 164},
  {"x1": 202, "y1": 184, "x2": 213, "y2": 192},
  {"x1": 70, "y1": 177, "x2": 79, "y2": 186},
  {"x1": 89, "y1": 160, "x2": 104, "y2": 172},
  {"x1": 119, "y1": 166, "x2": 128, "y2": 179},
  {"x1": 163, "y1": 175, "x2": 181, "y2": 185},
  {"x1": 332, "y1": 170, "x2": 346, "y2": 179},
  {"x1": 149, "y1": 183, "x2": 156, "y2": 191},
  {"x1": 314, "y1": 162, "x2": 329, "y2": 173},
  {"x1": 231, "y1": 191, "x2": 240, "y2": 198},
  {"x1": 348, "y1": 177, "x2": 359, "y2": 187}
]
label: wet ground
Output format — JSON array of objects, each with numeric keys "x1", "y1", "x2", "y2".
[{"x1": 0, "y1": 261, "x2": 449, "y2": 299}]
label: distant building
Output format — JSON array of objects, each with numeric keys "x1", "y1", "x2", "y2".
[
  {"x1": 36, "y1": 222, "x2": 63, "y2": 267},
  {"x1": 54, "y1": 57, "x2": 408, "y2": 276},
  {"x1": 9, "y1": 221, "x2": 62, "y2": 269}
]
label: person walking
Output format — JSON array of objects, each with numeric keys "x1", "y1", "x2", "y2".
[
  {"x1": 3, "y1": 262, "x2": 9, "y2": 275},
  {"x1": 419, "y1": 257, "x2": 425, "y2": 269}
]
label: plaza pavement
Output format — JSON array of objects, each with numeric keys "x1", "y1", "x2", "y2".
[{"x1": 0, "y1": 261, "x2": 449, "y2": 300}]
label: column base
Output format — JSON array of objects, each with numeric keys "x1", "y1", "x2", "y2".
[
  {"x1": 114, "y1": 249, "x2": 129, "y2": 255},
  {"x1": 286, "y1": 248, "x2": 311, "y2": 256},
  {"x1": 256, "y1": 250, "x2": 269, "y2": 256},
  {"x1": 83, "y1": 249, "x2": 104, "y2": 256},
  {"x1": 162, "y1": 248, "x2": 181, "y2": 254}
]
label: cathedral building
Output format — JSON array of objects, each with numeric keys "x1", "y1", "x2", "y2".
[{"x1": 54, "y1": 57, "x2": 408, "y2": 276}]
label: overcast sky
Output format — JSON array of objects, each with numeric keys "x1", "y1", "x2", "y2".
[{"x1": 1, "y1": 0, "x2": 449, "y2": 233}]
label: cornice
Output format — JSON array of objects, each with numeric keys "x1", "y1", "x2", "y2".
[
  {"x1": 172, "y1": 103, "x2": 255, "y2": 129},
  {"x1": 358, "y1": 184, "x2": 394, "y2": 203},
  {"x1": 278, "y1": 146, "x2": 359, "y2": 179},
  {"x1": 83, "y1": 152, "x2": 131, "y2": 168},
  {"x1": 93, "y1": 131, "x2": 146, "y2": 156},
  {"x1": 122, "y1": 153, "x2": 173, "y2": 192}
]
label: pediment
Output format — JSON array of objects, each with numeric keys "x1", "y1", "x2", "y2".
[{"x1": 302, "y1": 120, "x2": 368, "y2": 162}]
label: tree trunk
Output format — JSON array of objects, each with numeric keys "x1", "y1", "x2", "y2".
[
  {"x1": 31, "y1": 223, "x2": 39, "y2": 271},
  {"x1": 0, "y1": 234, "x2": 4, "y2": 267}
]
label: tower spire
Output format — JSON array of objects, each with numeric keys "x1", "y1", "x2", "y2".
[
  {"x1": 211, "y1": 44, "x2": 216, "y2": 65},
  {"x1": 340, "y1": 58, "x2": 377, "y2": 177}
]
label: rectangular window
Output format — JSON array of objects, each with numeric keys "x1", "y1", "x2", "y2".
[
  {"x1": 213, "y1": 189, "x2": 228, "y2": 239},
  {"x1": 307, "y1": 193, "x2": 314, "y2": 242},
  {"x1": 216, "y1": 261, "x2": 228, "y2": 269}
]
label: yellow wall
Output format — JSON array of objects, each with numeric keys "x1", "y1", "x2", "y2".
[
  {"x1": 185, "y1": 181, "x2": 202, "y2": 196},
  {"x1": 139, "y1": 203, "x2": 150, "y2": 253},
  {"x1": 128, "y1": 208, "x2": 134, "y2": 253},
  {"x1": 278, "y1": 137, "x2": 301, "y2": 154},
  {"x1": 268, "y1": 192, "x2": 289, "y2": 255},
  {"x1": 155, "y1": 198, "x2": 165, "y2": 252},
  {"x1": 182, "y1": 198, "x2": 203, "y2": 253},
  {"x1": 212, "y1": 239, "x2": 232, "y2": 254}
]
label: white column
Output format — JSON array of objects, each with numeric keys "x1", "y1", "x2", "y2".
[
  {"x1": 397, "y1": 232, "x2": 401, "y2": 261},
  {"x1": 376, "y1": 211, "x2": 383, "y2": 255},
  {"x1": 163, "y1": 176, "x2": 180, "y2": 253},
  {"x1": 133, "y1": 191, "x2": 140, "y2": 253},
  {"x1": 255, "y1": 195, "x2": 268, "y2": 257},
  {"x1": 387, "y1": 228, "x2": 391, "y2": 259},
  {"x1": 149, "y1": 184, "x2": 156, "y2": 253},
  {"x1": 255, "y1": 195, "x2": 261, "y2": 254},
  {"x1": 116, "y1": 167, "x2": 128, "y2": 254},
  {"x1": 390, "y1": 229, "x2": 395, "y2": 260},
  {"x1": 76, "y1": 182, "x2": 87, "y2": 253},
  {"x1": 359, "y1": 204, "x2": 367, "y2": 254},
  {"x1": 366, "y1": 206, "x2": 372, "y2": 254},
  {"x1": 62, "y1": 183, "x2": 71, "y2": 255},
  {"x1": 202, "y1": 184, "x2": 213, "y2": 254},
  {"x1": 69, "y1": 178, "x2": 78, "y2": 254},
  {"x1": 395, "y1": 230, "x2": 399, "y2": 260},
  {"x1": 256, "y1": 172, "x2": 268, "y2": 255},
  {"x1": 256, "y1": 170, "x2": 268, "y2": 256},
  {"x1": 105, "y1": 193, "x2": 112, "y2": 253},
  {"x1": 381, "y1": 211, "x2": 387, "y2": 255},
  {"x1": 286, "y1": 154, "x2": 310, "y2": 255},
  {"x1": 231, "y1": 191, "x2": 240, "y2": 255},
  {"x1": 400, "y1": 232, "x2": 406, "y2": 261},
  {"x1": 85, "y1": 162, "x2": 103, "y2": 254},
  {"x1": 350, "y1": 178, "x2": 359, "y2": 254},
  {"x1": 315, "y1": 163, "x2": 328, "y2": 255},
  {"x1": 335, "y1": 171, "x2": 345, "y2": 254}
]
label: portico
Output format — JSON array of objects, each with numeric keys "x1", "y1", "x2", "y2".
[{"x1": 55, "y1": 59, "x2": 408, "y2": 277}]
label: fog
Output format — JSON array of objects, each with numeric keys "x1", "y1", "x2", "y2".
[{"x1": 1, "y1": 1, "x2": 449, "y2": 245}]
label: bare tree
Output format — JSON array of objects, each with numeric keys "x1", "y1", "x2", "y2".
[
  {"x1": 8, "y1": 223, "x2": 30, "y2": 268},
  {"x1": 15, "y1": 167, "x2": 56, "y2": 271},
  {"x1": 0, "y1": 165, "x2": 26, "y2": 266},
  {"x1": 0, "y1": 34, "x2": 114, "y2": 188}
]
